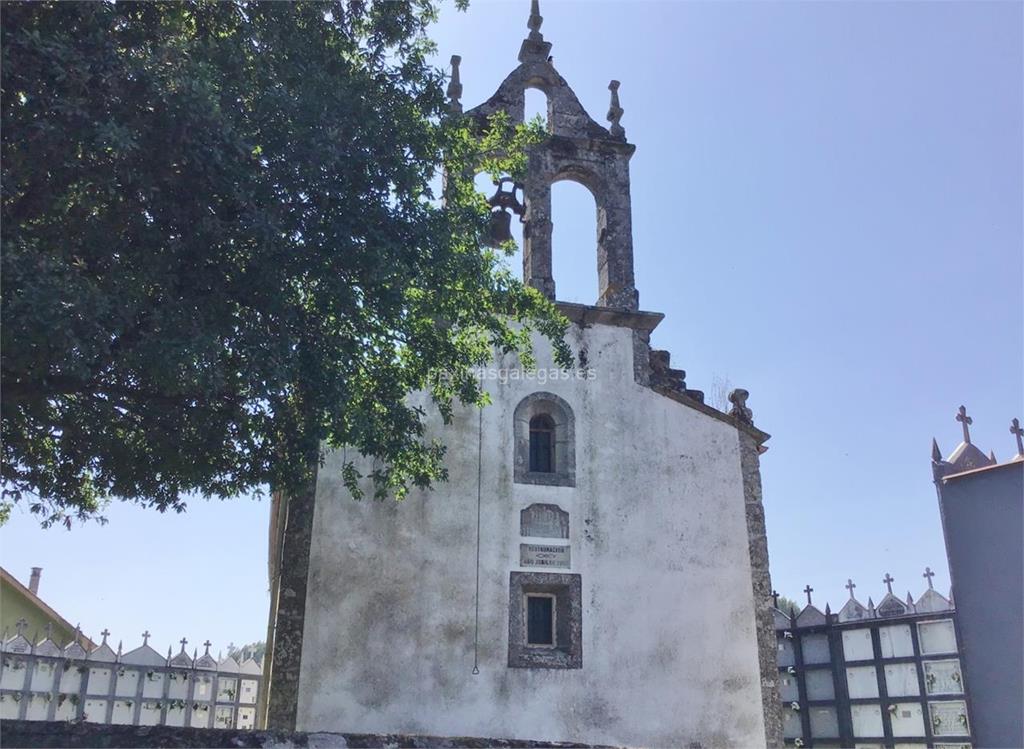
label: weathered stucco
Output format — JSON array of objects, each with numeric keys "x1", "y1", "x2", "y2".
[{"x1": 295, "y1": 322, "x2": 769, "y2": 748}]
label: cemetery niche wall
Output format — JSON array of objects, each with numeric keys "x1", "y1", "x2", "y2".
[
  {"x1": 0, "y1": 626, "x2": 262, "y2": 730},
  {"x1": 774, "y1": 571, "x2": 972, "y2": 749}
]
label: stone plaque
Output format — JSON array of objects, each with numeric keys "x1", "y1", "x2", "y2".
[
  {"x1": 924, "y1": 659, "x2": 963, "y2": 695},
  {"x1": 929, "y1": 700, "x2": 969, "y2": 736},
  {"x1": 520, "y1": 543, "x2": 570, "y2": 569},
  {"x1": 520, "y1": 503, "x2": 569, "y2": 539},
  {"x1": 918, "y1": 619, "x2": 957, "y2": 654}
]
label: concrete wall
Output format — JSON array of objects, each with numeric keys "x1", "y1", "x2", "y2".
[
  {"x1": 296, "y1": 322, "x2": 767, "y2": 748},
  {"x1": 937, "y1": 461, "x2": 1023, "y2": 748}
]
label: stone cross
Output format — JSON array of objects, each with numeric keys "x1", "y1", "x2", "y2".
[
  {"x1": 956, "y1": 405, "x2": 973, "y2": 444},
  {"x1": 607, "y1": 80, "x2": 625, "y2": 139},
  {"x1": 142, "y1": 630, "x2": 150, "y2": 646},
  {"x1": 15, "y1": 618, "x2": 28, "y2": 636},
  {"x1": 179, "y1": 637, "x2": 188, "y2": 652},
  {"x1": 845, "y1": 579, "x2": 856, "y2": 598},
  {"x1": 771, "y1": 590, "x2": 780, "y2": 607},
  {"x1": 883, "y1": 573, "x2": 895, "y2": 595},
  {"x1": 1010, "y1": 418, "x2": 1023, "y2": 456},
  {"x1": 203, "y1": 640, "x2": 212, "y2": 655},
  {"x1": 923, "y1": 567, "x2": 935, "y2": 589},
  {"x1": 100, "y1": 628, "x2": 110, "y2": 644},
  {"x1": 803, "y1": 584, "x2": 813, "y2": 605}
]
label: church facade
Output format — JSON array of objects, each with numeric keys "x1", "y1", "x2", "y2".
[{"x1": 266, "y1": 5, "x2": 782, "y2": 747}]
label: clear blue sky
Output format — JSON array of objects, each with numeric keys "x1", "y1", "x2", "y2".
[{"x1": 1, "y1": 1, "x2": 1020, "y2": 654}]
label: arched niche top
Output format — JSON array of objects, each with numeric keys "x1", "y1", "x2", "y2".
[
  {"x1": 513, "y1": 392, "x2": 575, "y2": 487},
  {"x1": 551, "y1": 165, "x2": 605, "y2": 201},
  {"x1": 467, "y1": 61, "x2": 611, "y2": 142}
]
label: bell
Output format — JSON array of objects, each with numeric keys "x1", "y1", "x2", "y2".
[{"x1": 487, "y1": 209, "x2": 513, "y2": 247}]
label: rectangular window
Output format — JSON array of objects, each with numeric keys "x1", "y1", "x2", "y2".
[
  {"x1": 526, "y1": 594, "x2": 555, "y2": 646},
  {"x1": 508, "y1": 572, "x2": 582, "y2": 669}
]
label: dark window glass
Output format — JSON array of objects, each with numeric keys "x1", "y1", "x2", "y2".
[
  {"x1": 526, "y1": 595, "x2": 554, "y2": 645},
  {"x1": 529, "y1": 414, "x2": 555, "y2": 473}
]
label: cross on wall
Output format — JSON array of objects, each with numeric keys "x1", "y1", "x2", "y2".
[
  {"x1": 883, "y1": 573, "x2": 895, "y2": 595},
  {"x1": 923, "y1": 567, "x2": 935, "y2": 589},
  {"x1": 803, "y1": 585, "x2": 813, "y2": 605},
  {"x1": 845, "y1": 579, "x2": 856, "y2": 598}
]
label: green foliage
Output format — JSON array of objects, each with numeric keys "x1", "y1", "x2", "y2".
[
  {"x1": 226, "y1": 640, "x2": 265, "y2": 663},
  {"x1": 776, "y1": 595, "x2": 801, "y2": 615},
  {"x1": 1, "y1": 1, "x2": 569, "y2": 526}
]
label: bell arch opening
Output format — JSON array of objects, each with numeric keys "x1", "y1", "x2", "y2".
[
  {"x1": 524, "y1": 86, "x2": 550, "y2": 131},
  {"x1": 474, "y1": 171, "x2": 524, "y2": 276},
  {"x1": 550, "y1": 176, "x2": 599, "y2": 306}
]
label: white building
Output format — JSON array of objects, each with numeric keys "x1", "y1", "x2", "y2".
[{"x1": 266, "y1": 4, "x2": 781, "y2": 746}]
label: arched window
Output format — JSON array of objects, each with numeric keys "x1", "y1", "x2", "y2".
[
  {"x1": 529, "y1": 414, "x2": 555, "y2": 473},
  {"x1": 524, "y1": 86, "x2": 550, "y2": 130},
  {"x1": 514, "y1": 393, "x2": 575, "y2": 487}
]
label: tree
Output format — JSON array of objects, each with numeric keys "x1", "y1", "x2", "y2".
[
  {"x1": 1, "y1": 1, "x2": 568, "y2": 527},
  {"x1": 776, "y1": 595, "x2": 801, "y2": 615},
  {"x1": 226, "y1": 640, "x2": 265, "y2": 663}
]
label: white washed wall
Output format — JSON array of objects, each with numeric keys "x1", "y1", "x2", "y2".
[{"x1": 297, "y1": 323, "x2": 767, "y2": 747}]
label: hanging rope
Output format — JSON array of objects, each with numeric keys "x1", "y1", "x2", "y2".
[{"x1": 472, "y1": 405, "x2": 483, "y2": 675}]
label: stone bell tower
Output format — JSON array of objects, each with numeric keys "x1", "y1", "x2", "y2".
[
  {"x1": 456, "y1": 0, "x2": 639, "y2": 310},
  {"x1": 268, "y1": 3, "x2": 782, "y2": 747}
]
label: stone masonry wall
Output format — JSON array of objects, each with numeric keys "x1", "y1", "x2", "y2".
[{"x1": 2, "y1": 720, "x2": 617, "y2": 749}]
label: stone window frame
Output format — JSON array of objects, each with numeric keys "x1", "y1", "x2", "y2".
[
  {"x1": 513, "y1": 392, "x2": 575, "y2": 487},
  {"x1": 508, "y1": 571, "x2": 582, "y2": 669}
]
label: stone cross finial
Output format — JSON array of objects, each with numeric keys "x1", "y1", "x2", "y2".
[
  {"x1": 923, "y1": 567, "x2": 935, "y2": 589},
  {"x1": 883, "y1": 573, "x2": 895, "y2": 595},
  {"x1": 803, "y1": 585, "x2": 813, "y2": 605},
  {"x1": 1010, "y1": 417, "x2": 1023, "y2": 456},
  {"x1": 527, "y1": 0, "x2": 543, "y2": 41},
  {"x1": 956, "y1": 405, "x2": 972, "y2": 444},
  {"x1": 447, "y1": 55, "x2": 463, "y2": 114},
  {"x1": 100, "y1": 628, "x2": 110, "y2": 644},
  {"x1": 607, "y1": 80, "x2": 625, "y2": 139},
  {"x1": 771, "y1": 590, "x2": 779, "y2": 607},
  {"x1": 179, "y1": 637, "x2": 188, "y2": 652},
  {"x1": 845, "y1": 579, "x2": 856, "y2": 598},
  {"x1": 728, "y1": 389, "x2": 754, "y2": 424},
  {"x1": 203, "y1": 640, "x2": 212, "y2": 655},
  {"x1": 16, "y1": 618, "x2": 28, "y2": 636},
  {"x1": 142, "y1": 630, "x2": 150, "y2": 646}
]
